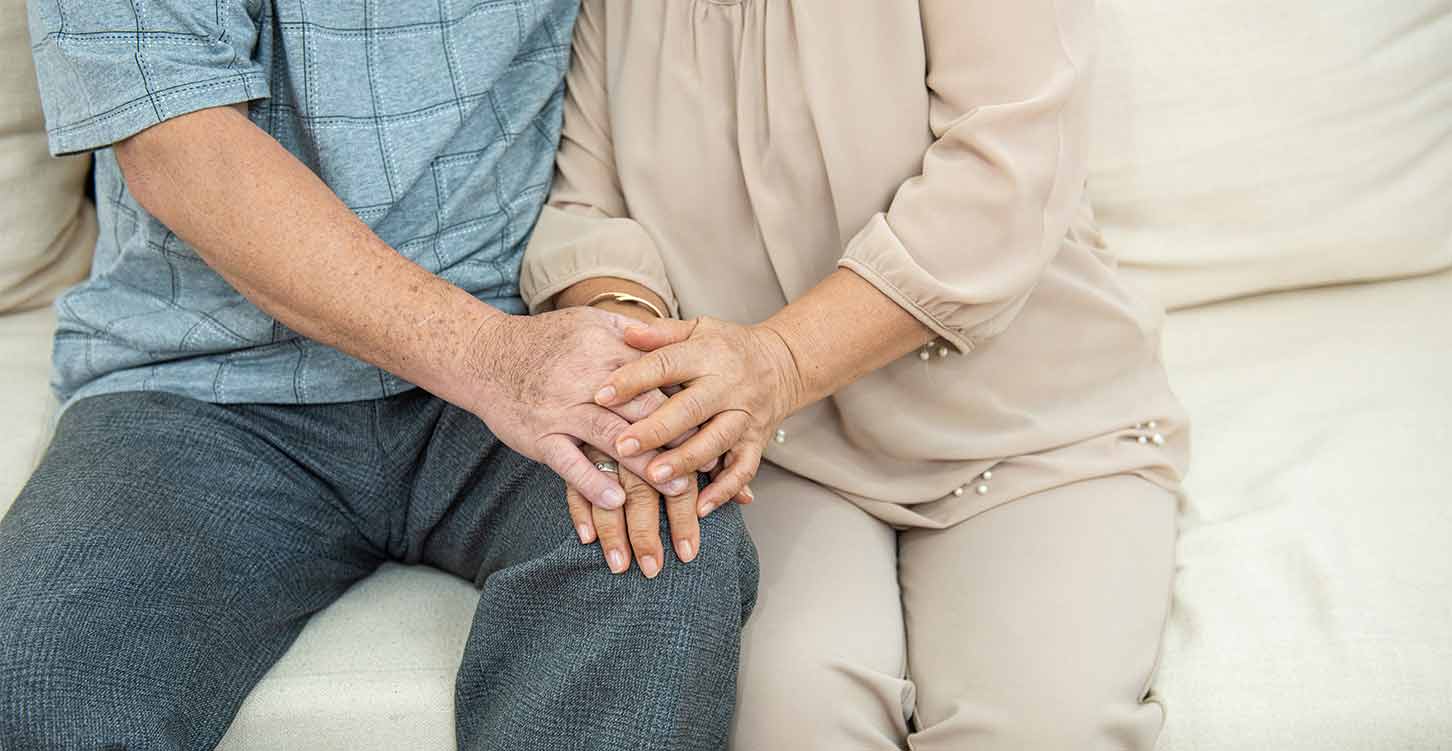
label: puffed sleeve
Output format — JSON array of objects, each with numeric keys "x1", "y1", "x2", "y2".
[
  {"x1": 836, "y1": 0, "x2": 1095, "y2": 352},
  {"x1": 27, "y1": 0, "x2": 269, "y2": 156},
  {"x1": 519, "y1": 0, "x2": 678, "y2": 316}
]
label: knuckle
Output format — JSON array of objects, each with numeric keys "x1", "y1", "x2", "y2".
[
  {"x1": 652, "y1": 350, "x2": 677, "y2": 382},
  {"x1": 593, "y1": 509, "x2": 622, "y2": 534},
  {"x1": 558, "y1": 457, "x2": 591, "y2": 487},
  {"x1": 678, "y1": 390, "x2": 708, "y2": 423},
  {"x1": 639, "y1": 420, "x2": 670, "y2": 448},
  {"x1": 641, "y1": 389, "x2": 669, "y2": 414},
  {"x1": 704, "y1": 426, "x2": 735, "y2": 456},
  {"x1": 626, "y1": 484, "x2": 657, "y2": 505},
  {"x1": 540, "y1": 439, "x2": 571, "y2": 468},
  {"x1": 669, "y1": 490, "x2": 698, "y2": 512},
  {"x1": 727, "y1": 466, "x2": 752, "y2": 488},
  {"x1": 590, "y1": 412, "x2": 624, "y2": 444},
  {"x1": 687, "y1": 441, "x2": 718, "y2": 471},
  {"x1": 627, "y1": 525, "x2": 659, "y2": 548}
]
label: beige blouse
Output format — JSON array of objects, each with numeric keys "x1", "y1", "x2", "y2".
[{"x1": 521, "y1": 0, "x2": 1189, "y2": 528}]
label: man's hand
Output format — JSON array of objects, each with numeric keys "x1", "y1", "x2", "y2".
[
  {"x1": 458, "y1": 306, "x2": 693, "y2": 509},
  {"x1": 596, "y1": 317, "x2": 804, "y2": 514}
]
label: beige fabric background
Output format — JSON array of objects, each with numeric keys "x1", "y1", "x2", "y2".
[
  {"x1": 0, "y1": 0, "x2": 93, "y2": 314},
  {"x1": 1091, "y1": 0, "x2": 1452, "y2": 310}
]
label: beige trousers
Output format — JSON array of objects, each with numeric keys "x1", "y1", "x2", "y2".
[{"x1": 731, "y1": 463, "x2": 1177, "y2": 750}]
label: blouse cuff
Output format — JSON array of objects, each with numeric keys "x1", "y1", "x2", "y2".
[
  {"x1": 520, "y1": 206, "x2": 680, "y2": 316},
  {"x1": 838, "y1": 213, "x2": 1009, "y2": 354}
]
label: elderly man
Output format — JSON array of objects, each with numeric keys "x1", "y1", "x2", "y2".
[{"x1": 0, "y1": 2, "x2": 755, "y2": 749}]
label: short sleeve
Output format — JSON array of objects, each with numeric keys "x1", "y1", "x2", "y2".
[{"x1": 26, "y1": 0, "x2": 269, "y2": 156}]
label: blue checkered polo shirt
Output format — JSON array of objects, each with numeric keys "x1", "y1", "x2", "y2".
[{"x1": 27, "y1": 0, "x2": 579, "y2": 406}]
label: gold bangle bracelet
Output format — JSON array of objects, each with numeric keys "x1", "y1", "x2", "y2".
[{"x1": 582, "y1": 291, "x2": 667, "y2": 319}]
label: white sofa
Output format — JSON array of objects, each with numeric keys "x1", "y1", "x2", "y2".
[{"x1": 3, "y1": 1, "x2": 1451, "y2": 748}]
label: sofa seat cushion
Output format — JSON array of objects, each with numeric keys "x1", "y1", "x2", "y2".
[
  {"x1": 0, "y1": 306, "x2": 58, "y2": 504},
  {"x1": 217, "y1": 565, "x2": 478, "y2": 750},
  {"x1": 1154, "y1": 269, "x2": 1452, "y2": 749}
]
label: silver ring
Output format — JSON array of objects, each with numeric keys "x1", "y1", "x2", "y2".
[{"x1": 593, "y1": 460, "x2": 620, "y2": 475}]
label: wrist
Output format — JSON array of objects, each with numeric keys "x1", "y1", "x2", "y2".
[
  {"x1": 555, "y1": 276, "x2": 669, "y2": 318},
  {"x1": 592, "y1": 299, "x2": 659, "y2": 324},
  {"x1": 446, "y1": 300, "x2": 515, "y2": 417},
  {"x1": 753, "y1": 323, "x2": 809, "y2": 418}
]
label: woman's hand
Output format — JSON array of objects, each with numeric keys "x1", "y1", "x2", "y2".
[
  {"x1": 596, "y1": 317, "x2": 805, "y2": 514},
  {"x1": 566, "y1": 445, "x2": 702, "y2": 578}
]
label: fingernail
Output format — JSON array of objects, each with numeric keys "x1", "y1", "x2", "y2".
[
  {"x1": 576, "y1": 524, "x2": 592, "y2": 544},
  {"x1": 650, "y1": 465, "x2": 674, "y2": 483},
  {"x1": 640, "y1": 555, "x2": 660, "y2": 579},
  {"x1": 603, "y1": 487, "x2": 625, "y2": 508},
  {"x1": 616, "y1": 437, "x2": 640, "y2": 457},
  {"x1": 676, "y1": 539, "x2": 696, "y2": 562},
  {"x1": 698, "y1": 502, "x2": 715, "y2": 517},
  {"x1": 741, "y1": 485, "x2": 754, "y2": 503},
  {"x1": 665, "y1": 476, "x2": 690, "y2": 495},
  {"x1": 595, "y1": 385, "x2": 616, "y2": 404},
  {"x1": 607, "y1": 549, "x2": 627, "y2": 573}
]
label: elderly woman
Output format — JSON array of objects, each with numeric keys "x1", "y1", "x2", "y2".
[{"x1": 523, "y1": 1, "x2": 1188, "y2": 748}]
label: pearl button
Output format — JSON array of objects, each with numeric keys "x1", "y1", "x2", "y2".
[
  {"x1": 981, "y1": 470, "x2": 993, "y2": 481},
  {"x1": 773, "y1": 429, "x2": 787, "y2": 444},
  {"x1": 937, "y1": 346, "x2": 949, "y2": 358},
  {"x1": 1137, "y1": 435, "x2": 1149, "y2": 445},
  {"x1": 1148, "y1": 420, "x2": 1159, "y2": 430},
  {"x1": 976, "y1": 484, "x2": 990, "y2": 495},
  {"x1": 1152, "y1": 433, "x2": 1165, "y2": 446},
  {"x1": 919, "y1": 350, "x2": 931, "y2": 361},
  {"x1": 953, "y1": 486, "x2": 966, "y2": 497}
]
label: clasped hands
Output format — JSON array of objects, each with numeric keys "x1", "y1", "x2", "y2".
[
  {"x1": 568, "y1": 316, "x2": 803, "y2": 579},
  {"x1": 462, "y1": 305, "x2": 801, "y2": 580}
]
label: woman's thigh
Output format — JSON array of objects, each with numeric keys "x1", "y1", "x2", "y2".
[
  {"x1": 732, "y1": 462, "x2": 909, "y2": 750},
  {"x1": 899, "y1": 474, "x2": 1178, "y2": 751}
]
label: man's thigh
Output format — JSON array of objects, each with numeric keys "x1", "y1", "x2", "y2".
[
  {"x1": 0, "y1": 392, "x2": 384, "y2": 749},
  {"x1": 395, "y1": 399, "x2": 761, "y2": 750}
]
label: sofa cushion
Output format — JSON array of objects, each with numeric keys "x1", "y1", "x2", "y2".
[
  {"x1": 1154, "y1": 269, "x2": 1452, "y2": 749},
  {"x1": 0, "y1": 306, "x2": 57, "y2": 505},
  {"x1": 0, "y1": 0, "x2": 94, "y2": 314},
  {"x1": 217, "y1": 565, "x2": 477, "y2": 750},
  {"x1": 1091, "y1": 1, "x2": 1452, "y2": 310}
]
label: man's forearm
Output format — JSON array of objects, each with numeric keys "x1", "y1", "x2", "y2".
[{"x1": 114, "y1": 105, "x2": 498, "y2": 411}]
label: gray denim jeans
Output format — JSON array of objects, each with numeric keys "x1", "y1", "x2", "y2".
[{"x1": 0, "y1": 390, "x2": 758, "y2": 750}]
